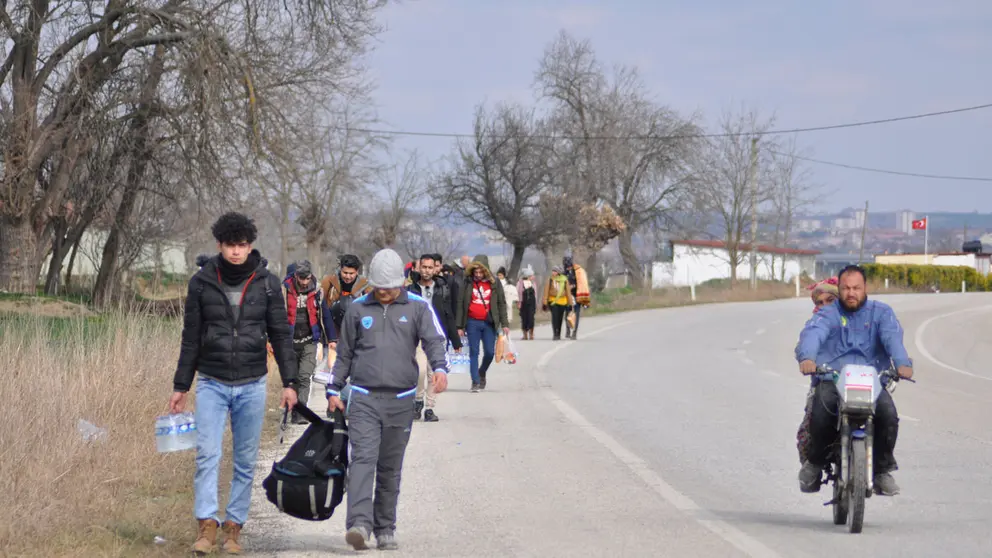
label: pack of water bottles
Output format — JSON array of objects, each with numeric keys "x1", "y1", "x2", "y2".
[
  {"x1": 155, "y1": 412, "x2": 198, "y2": 453},
  {"x1": 446, "y1": 337, "x2": 470, "y2": 374}
]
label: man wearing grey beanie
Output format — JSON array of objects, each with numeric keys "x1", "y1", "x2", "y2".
[{"x1": 326, "y1": 248, "x2": 449, "y2": 551}]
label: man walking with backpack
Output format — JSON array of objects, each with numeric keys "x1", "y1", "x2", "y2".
[
  {"x1": 283, "y1": 260, "x2": 332, "y2": 424},
  {"x1": 169, "y1": 212, "x2": 298, "y2": 555},
  {"x1": 407, "y1": 253, "x2": 461, "y2": 422},
  {"x1": 326, "y1": 248, "x2": 449, "y2": 551}
]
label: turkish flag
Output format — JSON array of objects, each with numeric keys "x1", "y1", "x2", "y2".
[{"x1": 911, "y1": 218, "x2": 927, "y2": 230}]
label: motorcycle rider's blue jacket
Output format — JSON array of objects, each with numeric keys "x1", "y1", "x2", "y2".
[{"x1": 795, "y1": 299, "x2": 913, "y2": 374}]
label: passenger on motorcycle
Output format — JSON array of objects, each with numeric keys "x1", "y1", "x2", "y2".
[
  {"x1": 796, "y1": 277, "x2": 839, "y2": 464},
  {"x1": 794, "y1": 264, "x2": 914, "y2": 496}
]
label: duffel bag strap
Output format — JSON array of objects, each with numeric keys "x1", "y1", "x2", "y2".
[{"x1": 278, "y1": 407, "x2": 289, "y2": 445}]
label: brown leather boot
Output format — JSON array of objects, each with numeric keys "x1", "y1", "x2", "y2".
[
  {"x1": 192, "y1": 519, "x2": 218, "y2": 555},
  {"x1": 222, "y1": 521, "x2": 244, "y2": 554}
]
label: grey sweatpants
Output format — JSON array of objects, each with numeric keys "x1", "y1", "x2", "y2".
[{"x1": 345, "y1": 389, "x2": 416, "y2": 535}]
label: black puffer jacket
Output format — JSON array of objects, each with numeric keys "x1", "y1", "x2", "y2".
[{"x1": 173, "y1": 252, "x2": 298, "y2": 392}]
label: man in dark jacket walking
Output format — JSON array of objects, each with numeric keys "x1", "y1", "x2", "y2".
[
  {"x1": 168, "y1": 212, "x2": 298, "y2": 555},
  {"x1": 326, "y1": 248, "x2": 449, "y2": 551},
  {"x1": 456, "y1": 257, "x2": 510, "y2": 392},
  {"x1": 283, "y1": 259, "x2": 333, "y2": 424},
  {"x1": 407, "y1": 253, "x2": 461, "y2": 421}
]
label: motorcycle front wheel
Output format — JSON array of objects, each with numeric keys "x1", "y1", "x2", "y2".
[
  {"x1": 832, "y1": 468, "x2": 848, "y2": 525},
  {"x1": 848, "y1": 438, "x2": 867, "y2": 533}
]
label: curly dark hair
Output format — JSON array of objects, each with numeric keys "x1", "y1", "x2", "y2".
[{"x1": 211, "y1": 212, "x2": 258, "y2": 244}]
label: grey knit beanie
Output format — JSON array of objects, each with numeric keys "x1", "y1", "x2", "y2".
[{"x1": 368, "y1": 248, "x2": 406, "y2": 288}]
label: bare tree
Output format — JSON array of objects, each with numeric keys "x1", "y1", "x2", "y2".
[
  {"x1": 535, "y1": 30, "x2": 700, "y2": 286},
  {"x1": 370, "y1": 151, "x2": 424, "y2": 251},
  {"x1": 767, "y1": 136, "x2": 818, "y2": 280},
  {"x1": 400, "y1": 220, "x2": 467, "y2": 264},
  {"x1": 690, "y1": 107, "x2": 779, "y2": 282},
  {"x1": 292, "y1": 104, "x2": 385, "y2": 272},
  {"x1": 0, "y1": 0, "x2": 389, "y2": 294},
  {"x1": 435, "y1": 102, "x2": 557, "y2": 279}
]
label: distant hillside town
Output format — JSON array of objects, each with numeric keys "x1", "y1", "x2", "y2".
[{"x1": 792, "y1": 208, "x2": 992, "y2": 256}]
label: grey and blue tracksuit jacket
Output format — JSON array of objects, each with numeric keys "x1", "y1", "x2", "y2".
[{"x1": 326, "y1": 290, "x2": 449, "y2": 398}]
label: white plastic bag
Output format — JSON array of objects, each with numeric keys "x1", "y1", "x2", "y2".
[
  {"x1": 503, "y1": 337, "x2": 518, "y2": 365},
  {"x1": 313, "y1": 357, "x2": 331, "y2": 385}
]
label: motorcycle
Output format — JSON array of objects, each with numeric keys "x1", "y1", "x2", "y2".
[{"x1": 812, "y1": 363, "x2": 914, "y2": 534}]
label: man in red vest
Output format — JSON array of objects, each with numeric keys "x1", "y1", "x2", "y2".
[{"x1": 283, "y1": 260, "x2": 332, "y2": 424}]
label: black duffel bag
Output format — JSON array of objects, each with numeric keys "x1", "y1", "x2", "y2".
[{"x1": 262, "y1": 402, "x2": 348, "y2": 521}]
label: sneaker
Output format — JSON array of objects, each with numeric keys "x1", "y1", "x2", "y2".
[
  {"x1": 479, "y1": 377, "x2": 487, "y2": 390},
  {"x1": 376, "y1": 532, "x2": 399, "y2": 550},
  {"x1": 424, "y1": 409, "x2": 439, "y2": 422},
  {"x1": 798, "y1": 460, "x2": 822, "y2": 493},
  {"x1": 414, "y1": 400, "x2": 424, "y2": 420},
  {"x1": 470, "y1": 383, "x2": 480, "y2": 393},
  {"x1": 221, "y1": 521, "x2": 243, "y2": 554},
  {"x1": 345, "y1": 525, "x2": 371, "y2": 550},
  {"x1": 192, "y1": 519, "x2": 218, "y2": 555},
  {"x1": 874, "y1": 472, "x2": 900, "y2": 495}
]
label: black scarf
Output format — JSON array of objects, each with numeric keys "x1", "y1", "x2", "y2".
[{"x1": 217, "y1": 250, "x2": 260, "y2": 286}]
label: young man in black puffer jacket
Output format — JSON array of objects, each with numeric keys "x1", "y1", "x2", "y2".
[{"x1": 168, "y1": 212, "x2": 298, "y2": 555}]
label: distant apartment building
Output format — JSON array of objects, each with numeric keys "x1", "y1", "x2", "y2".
[
  {"x1": 797, "y1": 218, "x2": 822, "y2": 232},
  {"x1": 832, "y1": 217, "x2": 858, "y2": 230},
  {"x1": 895, "y1": 210, "x2": 916, "y2": 234}
]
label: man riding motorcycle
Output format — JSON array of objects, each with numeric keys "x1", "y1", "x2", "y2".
[{"x1": 794, "y1": 264, "x2": 914, "y2": 496}]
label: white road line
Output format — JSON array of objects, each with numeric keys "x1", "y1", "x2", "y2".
[
  {"x1": 901, "y1": 414, "x2": 920, "y2": 422},
  {"x1": 914, "y1": 305, "x2": 992, "y2": 382},
  {"x1": 742, "y1": 339, "x2": 752, "y2": 346},
  {"x1": 535, "y1": 322, "x2": 783, "y2": 558},
  {"x1": 741, "y1": 356, "x2": 755, "y2": 366},
  {"x1": 761, "y1": 370, "x2": 781, "y2": 377},
  {"x1": 755, "y1": 328, "x2": 766, "y2": 336}
]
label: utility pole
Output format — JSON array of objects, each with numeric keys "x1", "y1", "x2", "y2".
[
  {"x1": 748, "y1": 136, "x2": 759, "y2": 290},
  {"x1": 858, "y1": 200, "x2": 869, "y2": 263}
]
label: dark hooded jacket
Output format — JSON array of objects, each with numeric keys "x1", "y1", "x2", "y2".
[
  {"x1": 456, "y1": 260, "x2": 509, "y2": 331},
  {"x1": 173, "y1": 250, "x2": 298, "y2": 392}
]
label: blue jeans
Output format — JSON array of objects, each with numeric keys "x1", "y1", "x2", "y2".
[
  {"x1": 194, "y1": 376, "x2": 268, "y2": 525},
  {"x1": 466, "y1": 318, "x2": 496, "y2": 385}
]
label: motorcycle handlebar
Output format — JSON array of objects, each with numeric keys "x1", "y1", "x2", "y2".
[{"x1": 813, "y1": 365, "x2": 916, "y2": 383}]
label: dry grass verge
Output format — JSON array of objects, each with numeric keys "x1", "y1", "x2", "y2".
[{"x1": 0, "y1": 313, "x2": 200, "y2": 557}]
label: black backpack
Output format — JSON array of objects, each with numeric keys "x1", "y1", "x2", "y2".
[{"x1": 262, "y1": 403, "x2": 348, "y2": 521}]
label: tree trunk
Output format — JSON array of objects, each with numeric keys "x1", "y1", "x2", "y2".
[
  {"x1": 618, "y1": 229, "x2": 643, "y2": 289},
  {"x1": 65, "y1": 231, "x2": 83, "y2": 290},
  {"x1": 0, "y1": 218, "x2": 41, "y2": 293},
  {"x1": 44, "y1": 220, "x2": 70, "y2": 295},
  {"x1": 279, "y1": 200, "x2": 290, "y2": 276},
  {"x1": 152, "y1": 240, "x2": 164, "y2": 295},
  {"x1": 92, "y1": 46, "x2": 167, "y2": 308},
  {"x1": 507, "y1": 242, "x2": 526, "y2": 280}
]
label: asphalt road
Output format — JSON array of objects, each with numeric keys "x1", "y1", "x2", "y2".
[{"x1": 244, "y1": 292, "x2": 992, "y2": 557}]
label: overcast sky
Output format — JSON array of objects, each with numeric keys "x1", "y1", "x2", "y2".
[{"x1": 364, "y1": 0, "x2": 992, "y2": 214}]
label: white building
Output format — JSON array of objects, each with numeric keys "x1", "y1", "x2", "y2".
[
  {"x1": 895, "y1": 210, "x2": 916, "y2": 235},
  {"x1": 652, "y1": 239, "x2": 819, "y2": 288}
]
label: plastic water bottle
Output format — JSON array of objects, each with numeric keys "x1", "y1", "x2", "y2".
[{"x1": 155, "y1": 412, "x2": 197, "y2": 453}]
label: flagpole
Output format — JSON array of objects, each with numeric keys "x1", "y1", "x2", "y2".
[{"x1": 924, "y1": 215, "x2": 929, "y2": 263}]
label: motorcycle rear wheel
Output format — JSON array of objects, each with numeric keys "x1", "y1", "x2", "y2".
[{"x1": 848, "y1": 438, "x2": 867, "y2": 533}]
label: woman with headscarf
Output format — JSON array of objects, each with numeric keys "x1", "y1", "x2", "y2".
[
  {"x1": 542, "y1": 266, "x2": 576, "y2": 341},
  {"x1": 516, "y1": 266, "x2": 537, "y2": 340},
  {"x1": 796, "y1": 277, "x2": 839, "y2": 464}
]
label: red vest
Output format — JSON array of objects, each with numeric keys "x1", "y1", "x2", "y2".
[{"x1": 285, "y1": 282, "x2": 319, "y2": 328}]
